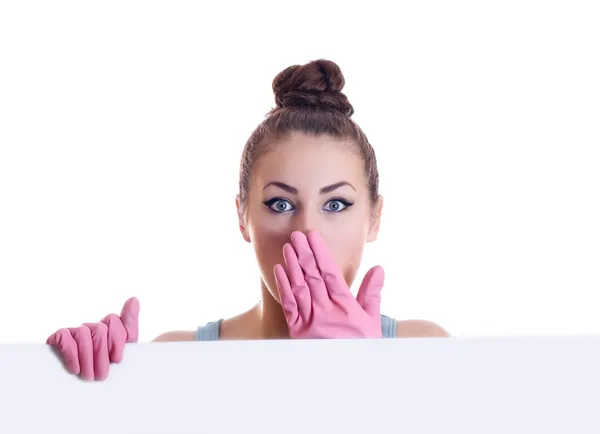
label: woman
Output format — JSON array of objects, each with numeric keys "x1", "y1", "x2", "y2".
[{"x1": 47, "y1": 59, "x2": 449, "y2": 381}]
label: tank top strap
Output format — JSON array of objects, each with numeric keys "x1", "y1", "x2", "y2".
[
  {"x1": 195, "y1": 319, "x2": 223, "y2": 341},
  {"x1": 380, "y1": 314, "x2": 397, "y2": 338}
]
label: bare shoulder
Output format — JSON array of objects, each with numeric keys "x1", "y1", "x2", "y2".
[
  {"x1": 152, "y1": 330, "x2": 196, "y2": 342},
  {"x1": 150, "y1": 307, "x2": 258, "y2": 343},
  {"x1": 395, "y1": 320, "x2": 450, "y2": 338}
]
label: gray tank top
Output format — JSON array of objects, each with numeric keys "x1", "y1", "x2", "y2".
[{"x1": 195, "y1": 314, "x2": 397, "y2": 340}]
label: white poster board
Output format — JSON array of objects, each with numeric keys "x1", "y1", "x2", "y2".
[{"x1": 1, "y1": 337, "x2": 599, "y2": 433}]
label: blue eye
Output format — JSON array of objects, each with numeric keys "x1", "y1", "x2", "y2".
[
  {"x1": 323, "y1": 199, "x2": 353, "y2": 212},
  {"x1": 264, "y1": 198, "x2": 295, "y2": 213}
]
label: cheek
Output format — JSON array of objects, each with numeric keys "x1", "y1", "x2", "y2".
[
  {"x1": 323, "y1": 229, "x2": 367, "y2": 285},
  {"x1": 323, "y1": 208, "x2": 370, "y2": 265},
  {"x1": 249, "y1": 216, "x2": 292, "y2": 268},
  {"x1": 247, "y1": 222, "x2": 290, "y2": 302},
  {"x1": 250, "y1": 224, "x2": 288, "y2": 263}
]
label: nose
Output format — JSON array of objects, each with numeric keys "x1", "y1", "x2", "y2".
[{"x1": 290, "y1": 207, "x2": 321, "y2": 235}]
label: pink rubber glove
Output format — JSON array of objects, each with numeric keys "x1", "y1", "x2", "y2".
[
  {"x1": 46, "y1": 297, "x2": 139, "y2": 381},
  {"x1": 274, "y1": 231, "x2": 385, "y2": 339}
]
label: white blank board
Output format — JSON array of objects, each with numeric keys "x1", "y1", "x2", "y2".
[{"x1": 1, "y1": 337, "x2": 599, "y2": 433}]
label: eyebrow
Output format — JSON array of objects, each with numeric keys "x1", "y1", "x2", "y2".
[{"x1": 262, "y1": 181, "x2": 356, "y2": 195}]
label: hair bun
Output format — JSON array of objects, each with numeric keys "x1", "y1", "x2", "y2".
[{"x1": 272, "y1": 59, "x2": 354, "y2": 117}]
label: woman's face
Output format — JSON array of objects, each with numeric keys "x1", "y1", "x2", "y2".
[{"x1": 237, "y1": 131, "x2": 382, "y2": 303}]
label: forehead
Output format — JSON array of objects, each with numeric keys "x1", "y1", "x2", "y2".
[{"x1": 253, "y1": 132, "x2": 365, "y2": 188}]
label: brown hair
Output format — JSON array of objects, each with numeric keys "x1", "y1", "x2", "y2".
[{"x1": 238, "y1": 59, "x2": 379, "y2": 208}]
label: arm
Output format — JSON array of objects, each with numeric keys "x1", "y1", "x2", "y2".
[
  {"x1": 396, "y1": 320, "x2": 450, "y2": 338},
  {"x1": 152, "y1": 330, "x2": 196, "y2": 342}
]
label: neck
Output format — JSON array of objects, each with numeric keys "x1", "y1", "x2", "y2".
[{"x1": 254, "y1": 279, "x2": 291, "y2": 339}]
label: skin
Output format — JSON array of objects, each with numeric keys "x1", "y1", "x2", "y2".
[{"x1": 154, "y1": 131, "x2": 449, "y2": 342}]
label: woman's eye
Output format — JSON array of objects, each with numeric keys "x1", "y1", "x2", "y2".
[
  {"x1": 267, "y1": 199, "x2": 294, "y2": 213},
  {"x1": 323, "y1": 199, "x2": 351, "y2": 212}
]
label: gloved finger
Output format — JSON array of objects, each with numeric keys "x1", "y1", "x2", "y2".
[
  {"x1": 274, "y1": 263, "x2": 299, "y2": 327},
  {"x1": 120, "y1": 297, "x2": 140, "y2": 343},
  {"x1": 290, "y1": 231, "x2": 329, "y2": 307},
  {"x1": 283, "y1": 242, "x2": 312, "y2": 323},
  {"x1": 306, "y1": 230, "x2": 348, "y2": 296},
  {"x1": 101, "y1": 313, "x2": 128, "y2": 363},
  {"x1": 356, "y1": 266, "x2": 385, "y2": 318},
  {"x1": 69, "y1": 326, "x2": 94, "y2": 381},
  {"x1": 46, "y1": 328, "x2": 80, "y2": 375},
  {"x1": 84, "y1": 322, "x2": 110, "y2": 381}
]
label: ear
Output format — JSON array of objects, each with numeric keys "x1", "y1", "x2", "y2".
[
  {"x1": 236, "y1": 194, "x2": 251, "y2": 243},
  {"x1": 367, "y1": 195, "x2": 383, "y2": 243}
]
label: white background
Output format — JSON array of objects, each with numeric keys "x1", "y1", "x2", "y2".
[{"x1": 0, "y1": 1, "x2": 599, "y2": 343}]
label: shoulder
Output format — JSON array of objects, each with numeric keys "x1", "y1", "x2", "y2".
[
  {"x1": 151, "y1": 309, "x2": 257, "y2": 343},
  {"x1": 395, "y1": 319, "x2": 450, "y2": 338},
  {"x1": 152, "y1": 330, "x2": 196, "y2": 342}
]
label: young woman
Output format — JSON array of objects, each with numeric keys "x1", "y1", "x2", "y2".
[{"x1": 47, "y1": 59, "x2": 449, "y2": 381}]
